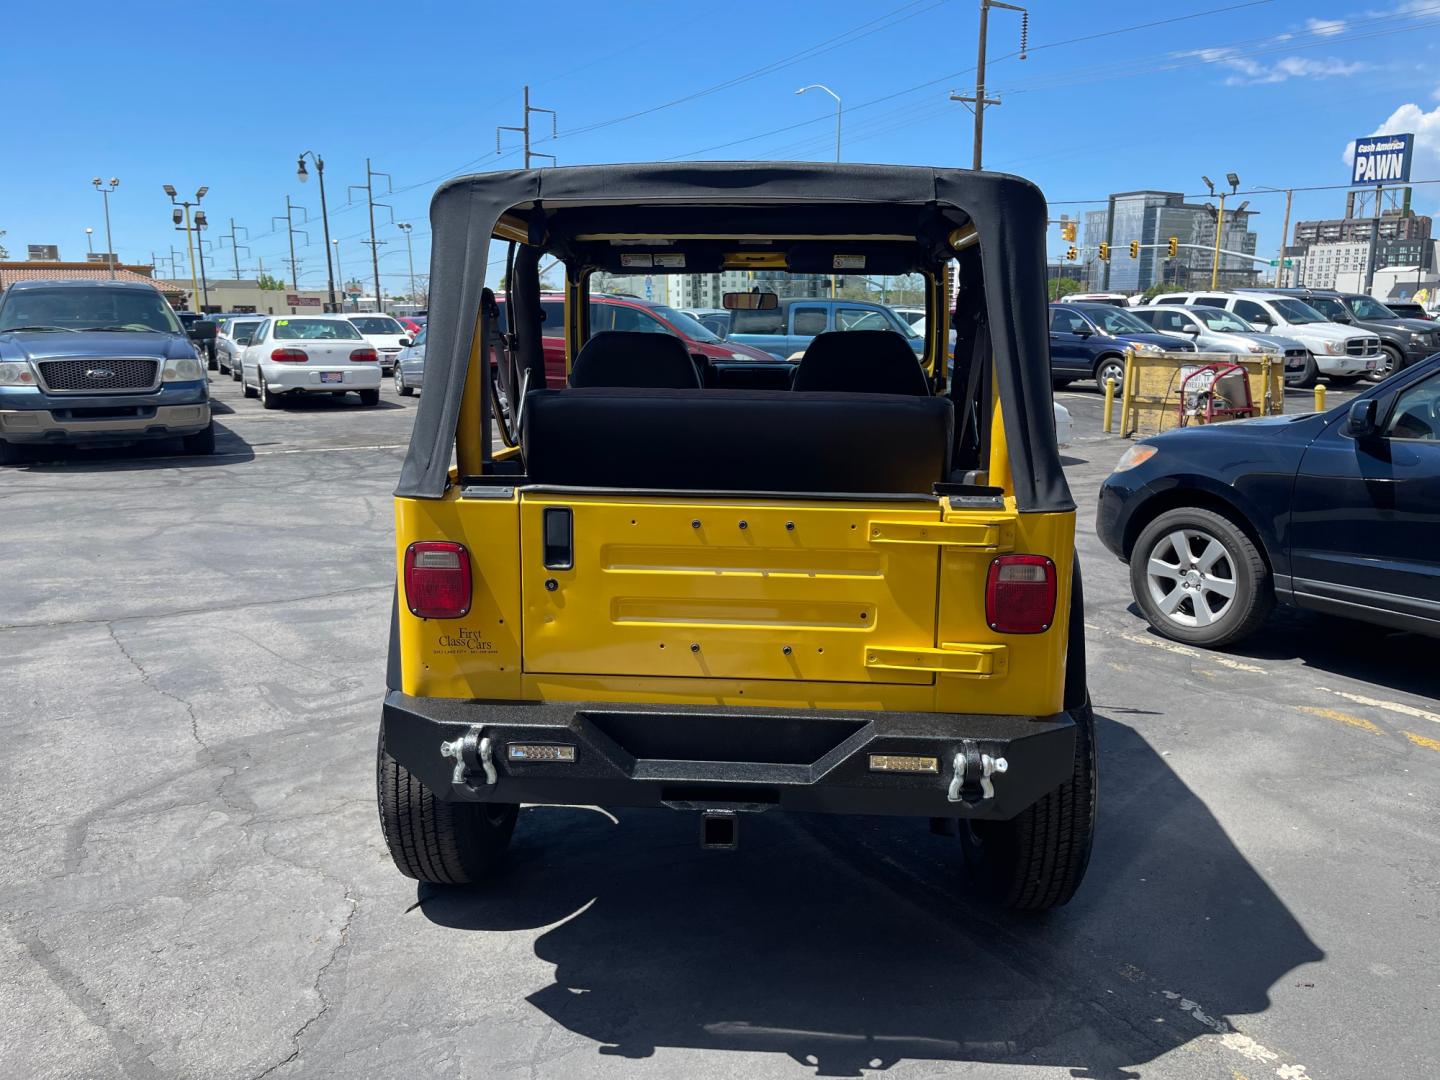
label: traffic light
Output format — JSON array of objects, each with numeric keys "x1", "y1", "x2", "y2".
[
  {"x1": 1065, "y1": 246, "x2": 1078, "y2": 261},
  {"x1": 1098, "y1": 242, "x2": 1110, "y2": 262},
  {"x1": 1129, "y1": 240, "x2": 1140, "y2": 259},
  {"x1": 1061, "y1": 221, "x2": 1076, "y2": 242},
  {"x1": 1167, "y1": 236, "x2": 1179, "y2": 257}
]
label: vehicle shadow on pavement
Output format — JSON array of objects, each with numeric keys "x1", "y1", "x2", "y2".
[
  {"x1": 265, "y1": 395, "x2": 407, "y2": 412},
  {"x1": 418, "y1": 714, "x2": 1323, "y2": 1078},
  {"x1": 11, "y1": 420, "x2": 255, "y2": 471}
]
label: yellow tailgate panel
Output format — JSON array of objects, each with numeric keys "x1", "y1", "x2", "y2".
[{"x1": 519, "y1": 496, "x2": 944, "y2": 684}]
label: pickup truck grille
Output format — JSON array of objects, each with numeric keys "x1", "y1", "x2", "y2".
[
  {"x1": 36, "y1": 357, "x2": 160, "y2": 393},
  {"x1": 1346, "y1": 337, "x2": 1381, "y2": 357}
]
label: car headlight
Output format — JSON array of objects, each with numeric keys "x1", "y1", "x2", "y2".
[
  {"x1": 0, "y1": 361, "x2": 37, "y2": 386},
  {"x1": 1410, "y1": 331, "x2": 1427, "y2": 343},
  {"x1": 1113, "y1": 444, "x2": 1158, "y2": 472},
  {"x1": 162, "y1": 356, "x2": 204, "y2": 381},
  {"x1": 1321, "y1": 340, "x2": 1342, "y2": 354},
  {"x1": 1131, "y1": 341, "x2": 1166, "y2": 355},
  {"x1": 1243, "y1": 342, "x2": 1267, "y2": 353}
]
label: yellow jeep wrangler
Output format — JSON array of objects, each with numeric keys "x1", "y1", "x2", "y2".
[{"x1": 378, "y1": 163, "x2": 1093, "y2": 910}]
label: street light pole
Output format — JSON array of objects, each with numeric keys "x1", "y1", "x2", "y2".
[
  {"x1": 91, "y1": 177, "x2": 119, "y2": 278},
  {"x1": 297, "y1": 151, "x2": 337, "y2": 313},
  {"x1": 164, "y1": 184, "x2": 207, "y2": 312},
  {"x1": 85, "y1": 227, "x2": 94, "y2": 257},
  {"x1": 396, "y1": 222, "x2": 417, "y2": 305},
  {"x1": 333, "y1": 240, "x2": 346, "y2": 312},
  {"x1": 1202, "y1": 172, "x2": 1240, "y2": 290},
  {"x1": 796, "y1": 84, "x2": 843, "y2": 296}
]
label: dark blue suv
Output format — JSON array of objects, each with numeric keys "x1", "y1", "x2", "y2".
[
  {"x1": 1049, "y1": 302, "x2": 1194, "y2": 387},
  {"x1": 1097, "y1": 354, "x2": 1440, "y2": 647},
  {"x1": 0, "y1": 279, "x2": 213, "y2": 464}
]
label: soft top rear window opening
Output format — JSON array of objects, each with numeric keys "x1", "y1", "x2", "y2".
[{"x1": 401, "y1": 162, "x2": 1072, "y2": 514}]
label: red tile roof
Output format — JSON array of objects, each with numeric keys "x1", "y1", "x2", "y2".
[{"x1": 0, "y1": 262, "x2": 186, "y2": 296}]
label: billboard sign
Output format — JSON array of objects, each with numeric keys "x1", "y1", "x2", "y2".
[
  {"x1": 1351, "y1": 133, "x2": 1413, "y2": 185},
  {"x1": 285, "y1": 294, "x2": 322, "y2": 307}
]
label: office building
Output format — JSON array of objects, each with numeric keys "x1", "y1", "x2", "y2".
[{"x1": 1083, "y1": 191, "x2": 1259, "y2": 292}]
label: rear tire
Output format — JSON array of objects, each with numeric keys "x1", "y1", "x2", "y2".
[
  {"x1": 181, "y1": 422, "x2": 215, "y2": 455},
  {"x1": 358, "y1": 388, "x2": 380, "y2": 407},
  {"x1": 260, "y1": 374, "x2": 280, "y2": 410},
  {"x1": 231, "y1": 363, "x2": 242, "y2": 382},
  {"x1": 1129, "y1": 506, "x2": 1273, "y2": 647},
  {"x1": 376, "y1": 730, "x2": 518, "y2": 885},
  {"x1": 396, "y1": 370, "x2": 414, "y2": 396},
  {"x1": 961, "y1": 698, "x2": 1096, "y2": 911}
]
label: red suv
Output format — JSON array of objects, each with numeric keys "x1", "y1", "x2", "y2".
[{"x1": 496, "y1": 293, "x2": 774, "y2": 386}]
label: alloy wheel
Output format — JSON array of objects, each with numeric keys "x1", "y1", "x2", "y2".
[{"x1": 1143, "y1": 528, "x2": 1237, "y2": 629}]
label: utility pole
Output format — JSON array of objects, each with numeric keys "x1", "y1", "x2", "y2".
[
  {"x1": 1277, "y1": 188, "x2": 1292, "y2": 286},
  {"x1": 271, "y1": 198, "x2": 309, "y2": 313},
  {"x1": 222, "y1": 217, "x2": 249, "y2": 282},
  {"x1": 351, "y1": 159, "x2": 393, "y2": 313},
  {"x1": 949, "y1": 1, "x2": 1027, "y2": 170},
  {"x1": 1364, "y1": 184, "x2": 1385, "y2": 295},
  {"x1": 497, "y1": 85, "x2": 558, "y2": 167}
]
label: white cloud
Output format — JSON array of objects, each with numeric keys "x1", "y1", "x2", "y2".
[
  {"x1": 1343, "y1": 100, "x2": 1440, "y2": 168},
  {"x1": 1306, "y1": 17, "x2": 1347, "y2": 35},
  {"x1": 1199, "y1": 50, "x2": 1368, "y2": 85}
]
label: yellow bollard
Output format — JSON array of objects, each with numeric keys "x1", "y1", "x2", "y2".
[
  {"x1": 1102, "y1": 374, "x2": 1117, "y2": 433},
  {"x1": 1314, "y1": 383, "x2": 1326, "y2": 413}
]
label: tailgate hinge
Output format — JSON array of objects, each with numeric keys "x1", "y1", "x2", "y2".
[
  {"x1": 864, "y1": 643, "x2": 1008, "y2": 676},
  {"x1": 867, "y1": 520, "x2": 1014, "y2": 551}
]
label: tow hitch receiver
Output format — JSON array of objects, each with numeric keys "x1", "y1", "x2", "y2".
[{"x1": 701, "y1": 810, "x2": 739, "y2": 850}]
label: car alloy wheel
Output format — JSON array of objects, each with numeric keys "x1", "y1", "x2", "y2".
[
  {"x1": 1095, "y1": 357, "x2": 1126, "y2": 388},
  {"x1": 1370, "y1": 346, "x2": 1402, "y2": 383},
  {"x1": 1143, "y1": 528, "x2": 1236, "y2": 630}
]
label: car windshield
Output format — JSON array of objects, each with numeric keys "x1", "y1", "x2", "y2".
[
  {"x1": 0, "y1": 286, "x2": 183, "y2": 333},
  {"x1": 349, "y1": 316, "x2": 405, "y2": 335},
  {"x1": 1305, "y1": 297, "x2": 1348, "y2": 321},
  {"x1": 1349, "y1": 296, "x2": 1397, "y2": 319},
  {"x1": 1088, "y1": 307, "x2": 1153, "y2": 335},
  {"x1": 1194, "y1": 309, "x2": 1254, "y2": 333},
  {"x1": 274, "y1": 318, "x2": 362, "y2": 340},
  {"x1": 1272, "y1": 298, "x2": 1327, "y2": 323},
  {"x1": 648, "y1": 304, "x2": 721, "y2": 342}
]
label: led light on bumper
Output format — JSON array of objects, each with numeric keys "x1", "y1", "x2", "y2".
[
  {"x1": 868, "y1": 754, "x2": 940, "y2": 774},
  {"x1": 507, "y1": 743, "x2": 577, "y2": 763}
]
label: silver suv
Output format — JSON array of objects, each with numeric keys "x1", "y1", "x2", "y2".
[{"x1": 1131, "y1": 305, "x2": 1310, "y2": 384}]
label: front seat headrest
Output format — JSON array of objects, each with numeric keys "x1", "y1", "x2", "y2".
[
  {"x1": 792, "y1": 330, "x2": 930, "y2": 395},
  {"x1": 568, "y1": 330, "x2": 701, "y2": 389}
]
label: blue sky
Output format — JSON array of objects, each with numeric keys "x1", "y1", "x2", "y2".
[{"x1": 5, "y1": 0, "x2": 1440, "y2": 291}]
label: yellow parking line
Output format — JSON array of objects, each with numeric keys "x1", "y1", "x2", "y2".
[
  {"x1": 1298, "y1": 706, "x2": 1383, "y2": 735},
  {"x1": 1402, "y1": 731, "x2": 1440, "y2": 753},
  {"x1": 1319, "y1": 687, "x2": 1440, "y2": 726}
]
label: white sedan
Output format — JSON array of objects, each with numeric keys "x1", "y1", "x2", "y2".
[
  {"x1": 346, "y1": 314, "x2": 412, "y2": 375},
  {"x1": 239, "y1": 315, "x2": 382, "y2": 409}
]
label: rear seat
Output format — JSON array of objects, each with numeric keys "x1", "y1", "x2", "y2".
[{"x1": 521, "y1": 387, "x2": 953, "y2": 495}]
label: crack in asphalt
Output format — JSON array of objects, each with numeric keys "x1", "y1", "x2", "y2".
[
  {"x1": 105, "y1": 621, "x2": 207, "y2": 753},
  {"x1": 2, "y1": 583, "x2": 392, "y2": 633}
]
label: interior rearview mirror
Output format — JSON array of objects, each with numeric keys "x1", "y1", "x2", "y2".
[
  {"x1": 723, "y1": 291, "x2": 778, "y2": 311},
  {"x1": 1346, "y1": 398, "x2": 1379, "y2": 438}
]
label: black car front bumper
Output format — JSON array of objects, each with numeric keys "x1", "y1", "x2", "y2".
[{"x1": 381, "y1": 691, "x2": 1077, "y2": 820}]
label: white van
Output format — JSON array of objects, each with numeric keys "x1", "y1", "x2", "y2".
[{"x1": 1150, "y1": 291, "x2": 1379, "y2": 385}]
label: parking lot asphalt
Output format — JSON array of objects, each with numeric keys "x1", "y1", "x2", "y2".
[{"x1": 2, "y1": 373, "x2": 1436, "y2": 1080}]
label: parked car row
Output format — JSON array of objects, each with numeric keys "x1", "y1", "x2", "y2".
[{"x1": 215, "y1": 314, "x2": 391, "y2": 409}]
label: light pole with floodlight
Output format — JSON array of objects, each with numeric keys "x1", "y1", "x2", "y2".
[
  {"x1": 91, "y1": 177, "x2": 119, "y2": 278},
  {"x1": 297, "y1": 151, "x2": 337, "y2": 312}
]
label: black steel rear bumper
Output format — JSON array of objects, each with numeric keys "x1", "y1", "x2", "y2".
[{"x1": 381, "y1": 691, "x2": 1077, "y2": 820}]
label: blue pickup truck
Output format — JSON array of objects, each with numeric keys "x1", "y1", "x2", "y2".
[
  {"x1": 725, "y1": 297, "x2": 925, "y2": 360},
  {"x1": 0, "y1": 279, "x2": 213, "y2": 464}
]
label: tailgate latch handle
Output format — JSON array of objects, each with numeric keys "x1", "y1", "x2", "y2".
[{"x1": 543, "y1": 506, "x2": 573, "y2": 570}]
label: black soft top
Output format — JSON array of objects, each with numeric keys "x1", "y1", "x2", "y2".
[{"x1": 400, "y1": 161, "x2": 1070, "y2": 513}]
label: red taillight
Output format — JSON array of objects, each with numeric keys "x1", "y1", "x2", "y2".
[
  {"x1": 404, "y1": 541, "x2": 472, "y2": 619},
  {"x1": 350, "y1": 347, "x2": 378, "y2": 362},
  {"x1": 270, "y1": 347, "x2": 307, "y2": 363},
  {"x1": 985, "y1": 555, "x2": 1057, "y2": 634}
]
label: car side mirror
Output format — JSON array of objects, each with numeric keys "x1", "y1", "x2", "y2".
[
  {"x1": 399, "y1": 338, "x2": 412, "y2": 347},
  {"x1": 1335, "y1": 314, "x2": 1353, "y2": 324},
  {"x1": 188, "y1": 320, "x2": 218, "y2": 341},
  {"x1": 1180, "y1": 323, "x2": 1201, "y2": 334},
  {"x1": 1074, "y1": 328, "x2": 1092, "y2": 337},
  {"x1": 1347, "y1": 398, "x2": 1379, "y2": 439}
]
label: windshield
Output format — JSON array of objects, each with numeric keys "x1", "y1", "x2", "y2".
[
  {"x1": 1349, "y1": 296, "x2": 1397, "y2": 319},
  {"x1": 1087, "y1": 307, "x2": 1153, "y2": 335},
  {"x1": 649, "y1": 304, "x2": 721, "y2": 342},
  {"x1": 274, "y1": 318, "x2": 363, "y2": 341},
  {"x1": 1194, "y1": 309, "x2": 1254, "y2": 333},
  {"x1": 349, "y1": 316, "x2": 405, "y2": 335},
  {"x1": 1305, "y1": 297, "x2": 1348, "y2": 321},
  {"x1": 1271, "y1": 298, "x2": 1327, "y2": 324},
  {"x1": 0, "y1": 286, "x2": 183, "y2": 333}
]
